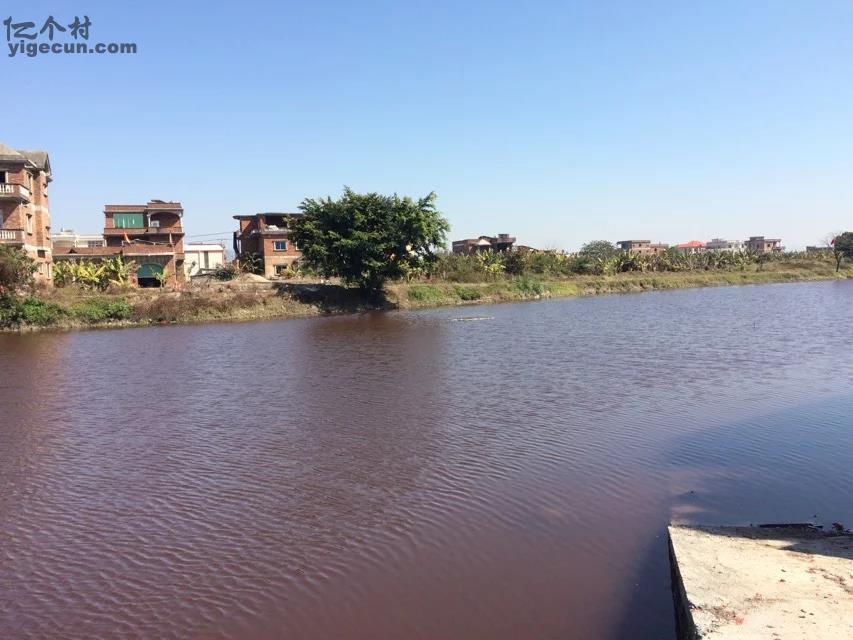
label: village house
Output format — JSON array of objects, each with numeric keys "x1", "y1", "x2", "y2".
[
  {"x1": 54, "y1": 200, "x2": 186, "y2": 287},
  {"x1": 675, "y1": 240, "x2": 706, "y2": 255},
  {"x1": 745, "y1": 236, "x2": 782, "y2": 253},
  {"x1": 233, "y1": 212, "x2": 303, "y2": 278},
  {"x1": 0, "y1": 143, "x2": 53, "y2": 282},
  {"x1": 184, "y1": 243, "x2": 226, "y2": 277},
  {"x1": 706, "y1": 238, "x2": 745, "y2": 252},
  {"x1": 616, "y1": 240, "x2": 669, "y2": 255},
  {"x1": 452, "y1": 234, "x2": 516, "y2": 255},
  {"x1": 52, "y1": 228, "x2": 104, "y2": 249}
]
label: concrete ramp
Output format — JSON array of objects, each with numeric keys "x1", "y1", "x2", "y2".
[{"x1": 668, "y1": 524, "x2": 853, "y2": 639}]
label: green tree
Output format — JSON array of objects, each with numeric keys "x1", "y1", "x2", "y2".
[
  {"x1": 291, "y1": 188, "x2": 449, "y2": 292},
  {"x1": 832, "y1": 232, "x2": 853, "y2": 272},
  {"x1": 0, "y1": 246, "x2": 36, "y2": 295},
  {"x1": 579, "y1": 240, "x2": 618, "y2": 261}
]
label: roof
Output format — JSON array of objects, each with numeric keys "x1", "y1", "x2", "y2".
[
  {"x1": 105, "y1": 202, "x2": 183, "y2": 213},
  {"x1": 0, "y1": 144, "x2": 51, "y2": 178},
  {"x1": 232, "y1": 212, "x2": 303, "y2": 219},
  {"x1": 18, "y1": 150, "x2": 50, "y2": 172},
  {"x1": 677, "y1": 240, "x2": 705, "y2": 248},
  {"x1": 0, "y1": 143, "x2": 25, "y2": 163}
]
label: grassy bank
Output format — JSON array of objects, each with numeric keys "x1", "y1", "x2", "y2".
[
  {"x1": 388, "y1": 260, "x2": 853, "y2": 308},
  {"x1": 2, "y1": 259, "x2": 851, "y2": 332}
]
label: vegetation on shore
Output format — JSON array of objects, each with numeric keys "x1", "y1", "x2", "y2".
[
  {"x1": 2, "y1": 189, "x2": 852, "y2": 331},
  {"x1": 0, "y1": 252, "x2": 850, "y2": 332}
]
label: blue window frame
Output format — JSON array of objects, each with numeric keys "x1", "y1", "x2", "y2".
[{"x1": 273, "y1": 240, "x2": 287, "y2": 251}]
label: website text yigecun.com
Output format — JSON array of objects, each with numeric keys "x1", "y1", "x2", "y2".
[{"x1": 8, "y1": 41, "x2": 137, "y2": 57}]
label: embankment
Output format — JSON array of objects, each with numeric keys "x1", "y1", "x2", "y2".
[{"x1": 2, "y1": 260, "x2": 851, "y2": 332}]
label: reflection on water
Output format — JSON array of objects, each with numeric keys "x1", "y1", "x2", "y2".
[{"x1": 1, "y1": 280, "x2": 852, "y2": 639}]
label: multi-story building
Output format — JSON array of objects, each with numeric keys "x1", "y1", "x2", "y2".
[
  {"x1": 616, "y1": 240, "x2": 669, "y2": 255},
  {"x1": 52, "y1": 228, "x2": 104, "y2": 250},
  {"x1": 706, "y1": 238, "x2": 745, "y2": 252},
  {"x1": 745, "y1": 236, "x2": 782, "y2": 253},
  {"x1": 54, "y1": 200, "x2": 186, "y2": 287},
  {"x1": 675, "y1": 240, "x2": 706, "y2": 255},
  {"x1": 452, "y1": 234, "x2": 516, "y2": 255},
  {"x1": 184, "y1": 243, "x2": 226, "y2": 277},
  {"x1": 233, "y1": 212, "x2": 303, "y2": 278},
  {"x1": 0, "y1": 143, "x2": 53, "y2": 282}
]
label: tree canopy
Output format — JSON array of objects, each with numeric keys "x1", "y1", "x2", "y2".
[
  {"x1": 291, "y1": 188, "x2": 449, "y2": 292},
  {"x1": 579, "y1": 240, "x2": 618, "y2": 261},
  {"x1": 832, "y1": 231, "x2": 853, "y2": 271}
]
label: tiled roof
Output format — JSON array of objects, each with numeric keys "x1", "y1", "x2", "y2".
[{"x1": 0, "y1": 143, "x2": 25, "y2": 162}]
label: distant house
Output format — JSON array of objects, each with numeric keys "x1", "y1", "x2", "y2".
[
  {"x1": 184, "y1": 243, "x2": 226, "y2": 277},
  {"x1": 745, "y1": 236, "x2": 782, "y2": 253},
  {"x1": 706, "y1": 238, "x2": 744, "y2": 252},
  {"x1": 675, "y1": 240, "x2": 706, "y2": 255},
  {"x1": 616, "y1": 240, "x2": 669, "y2": 255},
  {"x1": 52, "y1": 228, "x2": 104, "y2": 249},
  {"x1": 452, "y1": 234, "x2": 516, "y2": 255},
  {"x1": 233, "y1": 212, "x2": 303, "y2": 278},
  {"x1": 53, "y1": 200, "x2": 186, "y2": 287},
  {"x1": 806, "y1": 246, "x2": 831, "y2": 254}
]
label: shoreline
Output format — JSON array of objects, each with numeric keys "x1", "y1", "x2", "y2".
[{"x1": 2, "y1": 264, "x2": 851, "y2": 334}]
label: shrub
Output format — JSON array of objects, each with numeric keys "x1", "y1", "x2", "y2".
[
  {"x1": 0, "y1": 296, "x2": 65, "y2": 327},
  {"x1": 407, "y1": 284, "x2": 444, "y2": 302},
  {"x1": 71, "y1": 297, "x2": 132, "y2": 323},
  {"x1": 0, "y1": 247, "x2": 37, "y2": 295},
  {"x1": 212, "y1": 263, "x2": 239, "y2": 281},
  {"x1": 454, "y1": 285, "x2": 482, "y2": 300},
  {"x1": 514, "y1": 276, "x2": 545, "y2": 295}
]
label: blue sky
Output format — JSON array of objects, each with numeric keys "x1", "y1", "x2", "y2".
[{"x1": 3, "y1": 0, "x2": 852, "y2": 249}]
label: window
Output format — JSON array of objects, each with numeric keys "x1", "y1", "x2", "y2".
[
  {"x1": 26, "y1": 214, "x2": 33, "y2": 234},
  {"x1": 0, "y1": 171, "x2": 6, "y2": 183},
  {"x1": 87, "y1": 240, "x2": 104, "y2": 248},
  {"x1": 273, "y1": 240, "x2": 287, "y2": 251},
  {"x1": 113, "y1": 212, "x2": 144, "y2": 228}
]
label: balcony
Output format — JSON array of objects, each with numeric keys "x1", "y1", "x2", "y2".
[
  {"x1": 0, "y1": 228, "x2": 25, "y2": 244},
  {"x1": 0, "y1": 183, "x2": 31, "y2": 202},
  {"x1": 104, "y1": 226, "x2": 184, "y2": 236}
]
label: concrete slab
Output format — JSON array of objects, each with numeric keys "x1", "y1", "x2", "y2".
[{"x1": 668, "y1": 524, "x2": 853, "y2": 639}]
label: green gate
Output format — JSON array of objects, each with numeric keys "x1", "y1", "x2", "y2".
[{"x1": 137, "y1": 263, "x2": 164, "y2": 287}]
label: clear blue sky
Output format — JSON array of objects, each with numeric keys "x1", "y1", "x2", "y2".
[{"x1": 4, "y1": 0, "x2": 852, "y2": 250}]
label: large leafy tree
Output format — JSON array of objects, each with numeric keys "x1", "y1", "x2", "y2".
[
  {"x1": 832, "y1": 231, "x2": 853, "y2": 272},
  {"x1": 0, "y1": 246, "x2": 36, "y2": 296},
  {"x1": 579, "y1": 240, "x2": 618, "y2": 261},
  {"x1": 291, "y1": 188, "x2": 449, "y2": 292}
]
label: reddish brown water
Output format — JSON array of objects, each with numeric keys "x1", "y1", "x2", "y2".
[{"x1": 2, "y1": 281, "x2": 852, "y2": 639}]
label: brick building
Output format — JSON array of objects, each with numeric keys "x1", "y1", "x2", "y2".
[
  {"x1": 54, "y1": 200, "x2": 186, "y2": 287},
  {"x1": 745, "y1": 236, "x2": 782, "y2": 253},
  {"x1": 233, "y1": 212, "x2": 303, "y2": 278},
  {"x1": 452, "y1": 234, "x2": 517, "y2": 255},
  {"x1": 0, "y1": 143, "x2": 53, "y2": 282},
  {"x1": 616, "y1": 240, "x2": 669, "y2": 255}
]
